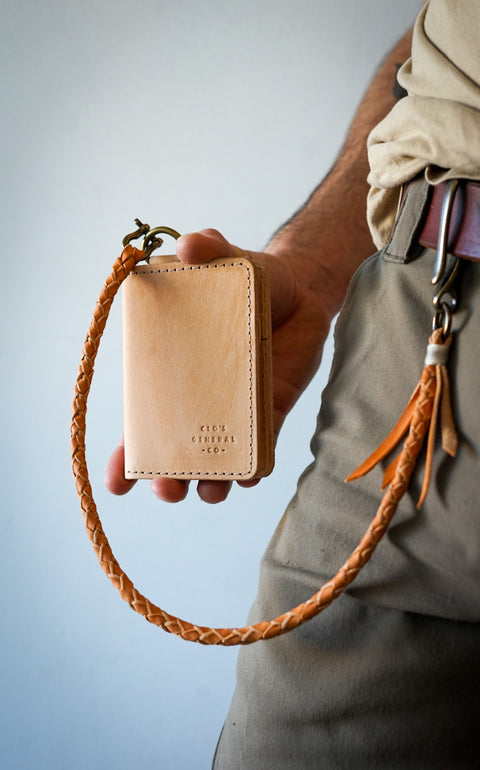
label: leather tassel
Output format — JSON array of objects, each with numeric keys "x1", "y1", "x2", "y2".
[{"x1": 345, "y1": 328, "x2": 458, "y2": 508}]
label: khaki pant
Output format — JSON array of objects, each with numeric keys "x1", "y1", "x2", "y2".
[{"x1": 213, "y1": 180, "x2": 480, "y2": 769}]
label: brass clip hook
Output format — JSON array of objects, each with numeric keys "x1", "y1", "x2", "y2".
[
  {"x1": 122, "y1": 221, "x2": 182, "y2": 262},
  {"x1": 143, "y1": 226, "x2": 181, "y2": 262},
  {"x1": 122, "y1": 219, "x2": 151, "y2": 247}
]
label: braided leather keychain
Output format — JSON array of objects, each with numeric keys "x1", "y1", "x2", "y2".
[{"x1": 70, "y1": 227, "x2": 458, "y2": 646}]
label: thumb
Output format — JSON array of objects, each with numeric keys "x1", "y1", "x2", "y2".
[
  {"x1": 176, "y1": 228, "x2": 234, "y2": 264},
  {"x1": 177, "y1": 229, "x2": 298, "y2": 328}
]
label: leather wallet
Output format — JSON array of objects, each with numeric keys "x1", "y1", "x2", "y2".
[{"x1": 122, "y1": 253, "x2": 274, "y2": 481}]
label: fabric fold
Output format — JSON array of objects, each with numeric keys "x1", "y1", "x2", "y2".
[{"x1": 367, "y1": 0, "x2": 480, "y2": 248}]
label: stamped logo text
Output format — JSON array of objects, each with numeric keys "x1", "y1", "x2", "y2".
[{"x1": 191, "y1": 424, "x2": 237, "y2": 454}]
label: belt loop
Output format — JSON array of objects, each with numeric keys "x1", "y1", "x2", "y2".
[{"x1": 383, "y1": 176, "x2": 431, "y2": 264}]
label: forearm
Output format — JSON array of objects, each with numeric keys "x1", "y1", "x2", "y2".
[{"x1": 267, "y1": 27, "x2": 413, "y2": 321}]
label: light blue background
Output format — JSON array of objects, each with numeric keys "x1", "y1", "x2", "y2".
[{"x1": 1, "y1": 1, "x2": 419, "y2": 768}]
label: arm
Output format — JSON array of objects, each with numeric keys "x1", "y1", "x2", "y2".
[
  {"x1": 267, "y1": 25, "x2": 414, "y2": 318},
  {"x1": 105, "y1": 28, "x2": 413, "y2": 504}
]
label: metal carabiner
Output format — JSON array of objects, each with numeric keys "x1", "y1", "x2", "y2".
[
  {"x1": 429, "y1": 179, "x2": 464, "y2": 339},
  {"x1": 432, "y1": 254, "x2": 460, "y2": 311},
  {"x1": 431, "y1": 179, "x2": 460, "y2": 286}
]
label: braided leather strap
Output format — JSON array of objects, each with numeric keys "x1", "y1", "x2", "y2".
[{"x1": 71, "y1": 245, "x2": 435, "y2": 645}]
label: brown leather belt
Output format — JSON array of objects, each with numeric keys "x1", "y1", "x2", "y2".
[{"x1": 418, "y1": 180, "x2": 480, "y2": 261}]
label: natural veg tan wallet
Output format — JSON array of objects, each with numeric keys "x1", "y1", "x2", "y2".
[{"x1": 123, "y1": 253, "x2": 274, "y2": 481}]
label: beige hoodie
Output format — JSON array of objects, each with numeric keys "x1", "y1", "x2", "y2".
[{"x1": 367, "y1": 0, "x2": 480, "y2": 249}]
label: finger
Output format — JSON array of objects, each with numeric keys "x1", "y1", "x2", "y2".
[
  {"x1": 196, "y1": 479, "x2": 233, "y2": 504},
  {"x1": 150, "y1": 477, "x2": 190, "y2": 503},
  {"x1": 104, "y1": 444, "x2": 137, "y2": 496},
  {"x1": 237, "y1": 478, "x2": 261, "y2": 489}
]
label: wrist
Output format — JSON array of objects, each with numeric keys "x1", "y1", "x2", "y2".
[
  {"x1": 266, "y1": 228, "x2": 358, "y2": 324},
  {"x1": 266, "y1": 174, "x2": 374, "y2": 320}
]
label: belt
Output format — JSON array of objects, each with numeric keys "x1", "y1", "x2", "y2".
[{"x1": 418, "y1": 180, "x2": 480, "y2": 262}]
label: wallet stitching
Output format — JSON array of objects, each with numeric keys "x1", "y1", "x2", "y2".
[
  {"x1": 126, "y1": 261, "x2": 255, "y2": 477},
  {"x1": 257, "y1": 266, "x2": 269, "y2": 475},
  {"x1": 261, "y1": 269, "x2": 273, "y2": 473}
]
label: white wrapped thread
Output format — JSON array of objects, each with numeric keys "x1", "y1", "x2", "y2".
[{"x1": 424, "y1": 342, "x2": 449, "y2": 366}]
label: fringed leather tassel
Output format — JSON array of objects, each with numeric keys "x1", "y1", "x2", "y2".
[{"x1": 345, "y1": 327, "x2": 458, "y2": 508}]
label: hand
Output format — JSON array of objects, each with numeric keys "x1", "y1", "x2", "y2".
[{"x1": 105, "y1": 229, "x2": 332, "y2": 503}]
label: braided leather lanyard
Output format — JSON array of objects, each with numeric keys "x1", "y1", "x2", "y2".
[{"x1": 71, "y1": 223, "x2": 458, "y2": 645}]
